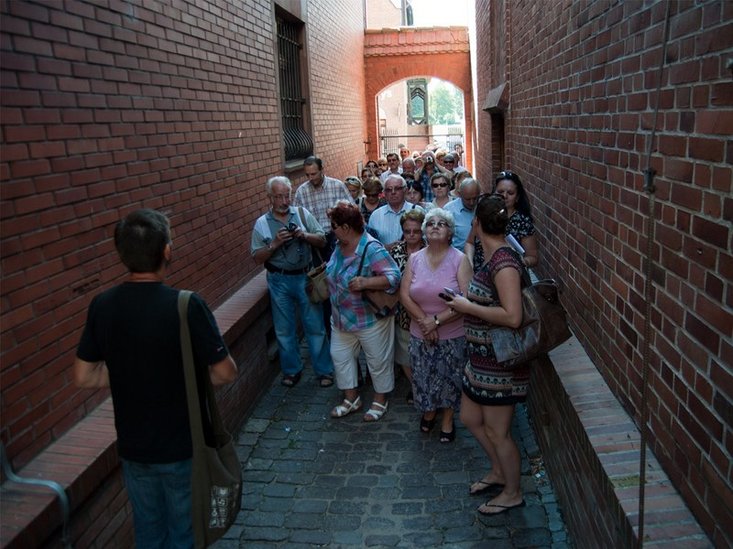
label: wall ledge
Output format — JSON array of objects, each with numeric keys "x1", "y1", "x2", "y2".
[{"x1": 530, "y1": 337, "x2": 712, "y2": 547}]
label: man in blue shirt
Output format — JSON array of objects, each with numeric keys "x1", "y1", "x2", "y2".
[
  {"x1": 367, "y1": 174, "x2": 425, "y2": 250},
  {"x1": 444, "y1": 177, "x2": 480, "y2": 250}
]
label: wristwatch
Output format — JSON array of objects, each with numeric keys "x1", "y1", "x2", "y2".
[{"x1": 433, "y1": 314, "x2": 440, "y2": 326}]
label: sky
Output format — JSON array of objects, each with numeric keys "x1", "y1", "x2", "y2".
[{"x1": 410, "y1": 0, "x2": 471, "y2": 26}]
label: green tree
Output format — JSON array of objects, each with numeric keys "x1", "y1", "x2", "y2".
[{"x1": 429, "y1": 82, "x2": 463, "y2": 124}]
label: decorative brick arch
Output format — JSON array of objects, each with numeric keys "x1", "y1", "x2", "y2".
[{"x1": 364, "y1": 27, "x2": 472, "y2": 168}]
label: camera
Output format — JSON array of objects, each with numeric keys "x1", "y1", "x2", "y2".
[{"x1": 287, "y1": 222, "x2": 298, "y2": 232}]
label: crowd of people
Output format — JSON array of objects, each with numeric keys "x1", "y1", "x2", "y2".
[
  {"x1": 246, "y1": 145, "x2": 541, "y2": 518},
  {"x1": 71, "y1": 144, "x2": 539, "y2": 546}
]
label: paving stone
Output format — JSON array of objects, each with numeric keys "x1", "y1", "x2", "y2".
[{"x1": 210, "y1": 372, "x2": 573, "y2": 548}]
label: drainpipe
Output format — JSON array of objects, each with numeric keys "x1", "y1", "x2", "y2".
[{"x1": 0, "y1": 441, "x2": 73, "y2": 548}]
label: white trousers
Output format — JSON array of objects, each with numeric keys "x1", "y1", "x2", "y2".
[{"x1": 331, "y1": 316, "x2": 395, "y2": 394}]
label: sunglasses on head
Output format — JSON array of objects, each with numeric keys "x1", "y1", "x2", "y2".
[{"x1": 496, "y1": 170, "x2": 518, "y2": 183}]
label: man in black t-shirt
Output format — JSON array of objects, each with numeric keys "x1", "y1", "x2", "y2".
[{"x1": 74, "y1": 209, "x2": 237, "y2": 548}]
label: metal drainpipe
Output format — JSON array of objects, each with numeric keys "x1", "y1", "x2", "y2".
[{"x1": 0, "y1": 441, "x2": 73, "y2": 549}]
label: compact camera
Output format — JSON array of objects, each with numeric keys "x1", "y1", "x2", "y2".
[{"x1": 287, "y1": 222, "x2": 298, "y2": 232}]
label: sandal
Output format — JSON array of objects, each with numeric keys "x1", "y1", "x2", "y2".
[
  {"x1": 281, "y1": 372, "x2": 302, "y2": 387},
  {"x1": 318, "y1": 374, "x2": 334, "y2": 388},
  {"x1": 363, "y1": 401, "x2": 388, "y2": 422},
  {"x1": 330, "y1": 396, "x2": 362, "y2": 418},
  {"x1": 420, "y1": 414, "x2": 436, "y2": 433},
  {"x1": 439, "y1": 422, "x2": 455, "y2": 443}
]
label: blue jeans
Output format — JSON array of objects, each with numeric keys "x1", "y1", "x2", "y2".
[
  {"x1": 267, "y1": 271, "x2": 333, "y2": 377},
  {"x1": 122, "y1": 459, "x2": 193, "y2": 549}
]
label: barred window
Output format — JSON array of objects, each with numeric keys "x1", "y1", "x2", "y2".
[{"x1": 277, "y1": 14, "x2": 313, "y2": 162}]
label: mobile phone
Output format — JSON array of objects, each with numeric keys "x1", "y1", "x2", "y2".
[
  {"x1": 443, "y1": 287, "x2": 456, "y2": 296},
  {"x1": 438, "y1": 292, "x2": 453, "y2": 301}
]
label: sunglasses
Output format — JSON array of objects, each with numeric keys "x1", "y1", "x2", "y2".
[
  {"x1": 431, "y1": 183, "x2": 449, "y2": 188},
  {"x1": 403, "y1": 229, "x2": 422, "y2": 235},
  {"x1": 365, "y1": 192, "x2": 380, "y2": 198},
  {"x1": 496, "y1": 170, "x2": 518, "y2": 182}
]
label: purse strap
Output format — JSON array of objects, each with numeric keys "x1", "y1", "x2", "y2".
[
  {"x1": 356, "y1": 239, "x2": 377, "y2": 276},
  {"x1": 178, "y1": 290, "x2": 227, "y2": 451}
]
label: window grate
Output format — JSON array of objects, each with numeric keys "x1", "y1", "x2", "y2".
[{"x1": 277, "y1": 16, "x2": 313, "y2": 161}]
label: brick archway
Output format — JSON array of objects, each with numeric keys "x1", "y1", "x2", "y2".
[{"x1": 364, "y1": 27, "x2": 472, "y2": 169}]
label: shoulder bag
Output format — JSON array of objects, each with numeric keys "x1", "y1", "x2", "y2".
[
  {"x1": 358, "y1": 240, "x2": 399, "y2": 319},
  {"x1": 487, "y1": 252, "x2": 572, "y2": 368},
  {"x1": 297, "y1": 206, "x2": 329, "y2": 303},
  {"x1": 178, "y1": 291, "x2": 242, "y2": 548}
]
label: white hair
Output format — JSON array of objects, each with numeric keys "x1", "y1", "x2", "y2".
[{"x1": 266, "y1": 175, "x2": 292, "y2": 195}]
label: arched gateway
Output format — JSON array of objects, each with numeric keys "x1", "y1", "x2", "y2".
[{"x1": 364, "y1": 26, "x2": 472, "y2": 168}]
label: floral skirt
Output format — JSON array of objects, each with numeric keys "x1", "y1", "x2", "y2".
[{"x1": 408, "y1": 336, "x2": 466, "y2": 412}]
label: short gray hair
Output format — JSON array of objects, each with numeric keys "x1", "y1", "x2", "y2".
[
  {"x1": 458, "y1": 177, "x2": 479, "y2": 193},
  {"x1": 266, "y1": 175, "x2": 292, "y2": 195},
  {"x1": 422, "y1": 207, "x2": 456, "y2": 239},
  {"x1": 384, "y1": 174, "x2": 406, "y2": 188}
]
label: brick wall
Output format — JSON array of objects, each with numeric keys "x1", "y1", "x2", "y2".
[
  {"x1": 0, "y1": 0, "x2": 366, "y2": 473},
  {"x1": 474, "y1": 0, "x2": 732, "y2": 545}
]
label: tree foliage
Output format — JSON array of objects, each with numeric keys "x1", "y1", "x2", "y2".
[{"x1": 429, "y1": 82, "x2": 464, "y2": 124}]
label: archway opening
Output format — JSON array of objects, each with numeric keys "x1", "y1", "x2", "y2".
[{"x1": 376, "y1": 77, "x2": 465, "y2": 164}]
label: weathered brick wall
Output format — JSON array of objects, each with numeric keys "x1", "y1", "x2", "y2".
[
  {"x1": 474, "y1": 0, "x2": 732, "y2": 545},
  {"x1": 0, "y1": 0, "x2": 366, "y2": 473}
]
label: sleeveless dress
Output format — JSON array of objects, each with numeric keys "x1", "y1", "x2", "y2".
[{"x1": 462, "y1": 247, "x2": 530, "y2": 405}]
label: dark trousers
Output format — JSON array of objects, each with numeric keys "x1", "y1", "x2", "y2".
[{"x1": 315, "y1": 232, "x2": 337, "y2": 337}]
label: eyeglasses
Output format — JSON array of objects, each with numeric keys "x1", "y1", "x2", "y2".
[
  {"x1": 403, "y1": 229, "x2": 422, "y2": 235},
  {"x1": 426, "y1": 220, "x2": 449, "y2": 228},
  {"x1": 384, "y1": 186, "x2": 405, "y2": 193},
  {"x1": 431, "y1": 183, "x2": 449, "y2": 188}
]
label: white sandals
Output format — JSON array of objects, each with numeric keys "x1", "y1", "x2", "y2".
[
  {"x1": 363, "y1": 401, "x2": 388, "y2": 422},
  {"x1": 330, "y1": 396, "x2": 362, "y2": 418}
]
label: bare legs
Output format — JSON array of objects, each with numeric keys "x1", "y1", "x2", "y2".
[{"x1": 460, "y1": 393, "x2": 523, "y2": 513}]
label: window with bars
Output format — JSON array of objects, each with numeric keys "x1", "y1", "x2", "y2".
[{"x1": 277, "y1": 13, "x2": 313, "y2": 162}]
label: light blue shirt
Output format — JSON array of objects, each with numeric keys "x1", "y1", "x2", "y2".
[
  {"x1": 444, "y1": 198, "x2": 475, "y2": 251},
  {"x1": 367, "y1": 202, "x2": 425, "y2": 246}
]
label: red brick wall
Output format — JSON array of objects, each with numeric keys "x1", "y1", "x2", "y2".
[
  {"x1": 474, "y1": 0, "x2": 732, "y2": 545},
  {"x1": 0, "y1": 0, "x2": 365, "y2": 471}
]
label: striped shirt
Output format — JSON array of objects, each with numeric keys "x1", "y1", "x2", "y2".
[{"x1": 293, "y1": 176, "x2": 353, "y2": 232}]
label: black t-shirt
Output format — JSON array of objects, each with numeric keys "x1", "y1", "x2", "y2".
[{"x1": 76, "y1": 282, "x2": 229, "y2": 463}]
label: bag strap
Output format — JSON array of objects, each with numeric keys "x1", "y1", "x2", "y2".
[
  {"x1": 357, "y1": 239, "x2": 376, "y2": 276},
  {"x1": 178, "y1": 290, "x2": 227, "y2": 451}
]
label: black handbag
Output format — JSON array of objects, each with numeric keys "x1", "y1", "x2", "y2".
[
  {"x1": 178, "y1": 291, "x2": 242, "y2": 548},
  {"x1": 487, "y1": 252, "x2": 571, "y2": 368}
]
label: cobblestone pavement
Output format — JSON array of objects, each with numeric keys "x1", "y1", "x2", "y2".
[{"x1": 213, "y1": 367, "x2": 573, "y2": 548}]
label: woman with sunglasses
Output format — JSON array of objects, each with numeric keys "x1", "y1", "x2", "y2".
[
  {"x1": 327, "y1": 201, "x2": 401, "y2": 422},
  {"x1": 399, "y1": 208, "x2": 473, "y2": 443},
  {"x1": 360, "y1": 177, "x2": 386, "y2": 225},
  {"x1": 426, "y1": 172, "x2": 453, "y2": 210},
  {"x1": 388, "y1": 209, "x2": 427, "y2": 405},
  {"x1": 444, "y1": 193, "x2": 528, "y2": 516},
  {"x1": 465, "y1": 170, "x2": 539, "y2": 271}
]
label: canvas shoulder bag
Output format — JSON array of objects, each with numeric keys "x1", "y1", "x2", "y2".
[{"x1": 178, "y1": 291, "x2": 242, "y2": 548}]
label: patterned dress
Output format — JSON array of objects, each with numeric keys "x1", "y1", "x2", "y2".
[
  {"x1": 463, "y1": 247, "x2": 530, "y2": 405},
  {"x1": 473, "y1": 211, "x2": 535, "y2": 273}
]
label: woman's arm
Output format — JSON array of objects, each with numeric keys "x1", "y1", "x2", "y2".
[
  {"x1": 463, "y1": 225, "x2": 477, "y2": 268},
  {"x1": 448, "y1": 266, "x2": 523, "y2": 328},
  {"x1": 521, "y1": 234, "x2": 539, "y2": 268}
]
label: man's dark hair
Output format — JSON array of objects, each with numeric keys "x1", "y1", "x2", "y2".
[
  {"x1": 303, "y1": 156, "x2": 323, "y2": 171},
  {"x1": 114, "y1": 209, "x2": 171, "y2": 273}
]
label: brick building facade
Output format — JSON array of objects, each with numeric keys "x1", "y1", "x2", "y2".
[
  {"x1": 0, "y1": 0, "x2": 366, "y2": 545},
  {"x1": 473, "y1": 0, "x2": 731, "y2": 546}
]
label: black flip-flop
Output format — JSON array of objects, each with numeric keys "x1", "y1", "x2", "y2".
[
  {"x1": 318, "y1": 374, "x2": 334, "y2": 387},
  {"x1": 477, "y1": 500, "x2": 526, "y2": 516}
]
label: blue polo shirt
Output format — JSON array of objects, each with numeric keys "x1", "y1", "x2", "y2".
[{"x1": 444, "y1": 198, "x2": 475, "y2": 250}]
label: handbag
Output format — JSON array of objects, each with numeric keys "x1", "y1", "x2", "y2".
[
  {"x1": 178, "y1": 291, "x2": 242, "y2": 548},
  {"x1": 357, "y1": 240, "x2": 399, "y2": 319},
  {"x1": 487, "y1": 252, "x2": 572, "y2": 368},
  {"x1": 306, "y1": 262, "x2": 329, "y2": 303},
  {"x1": 296, "y1": 206, "x2": 329, "y2": 303}
]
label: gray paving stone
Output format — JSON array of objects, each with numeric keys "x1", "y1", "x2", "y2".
[{"x1": 210, "y1": 371, "x2": 573, "y2": 548}]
